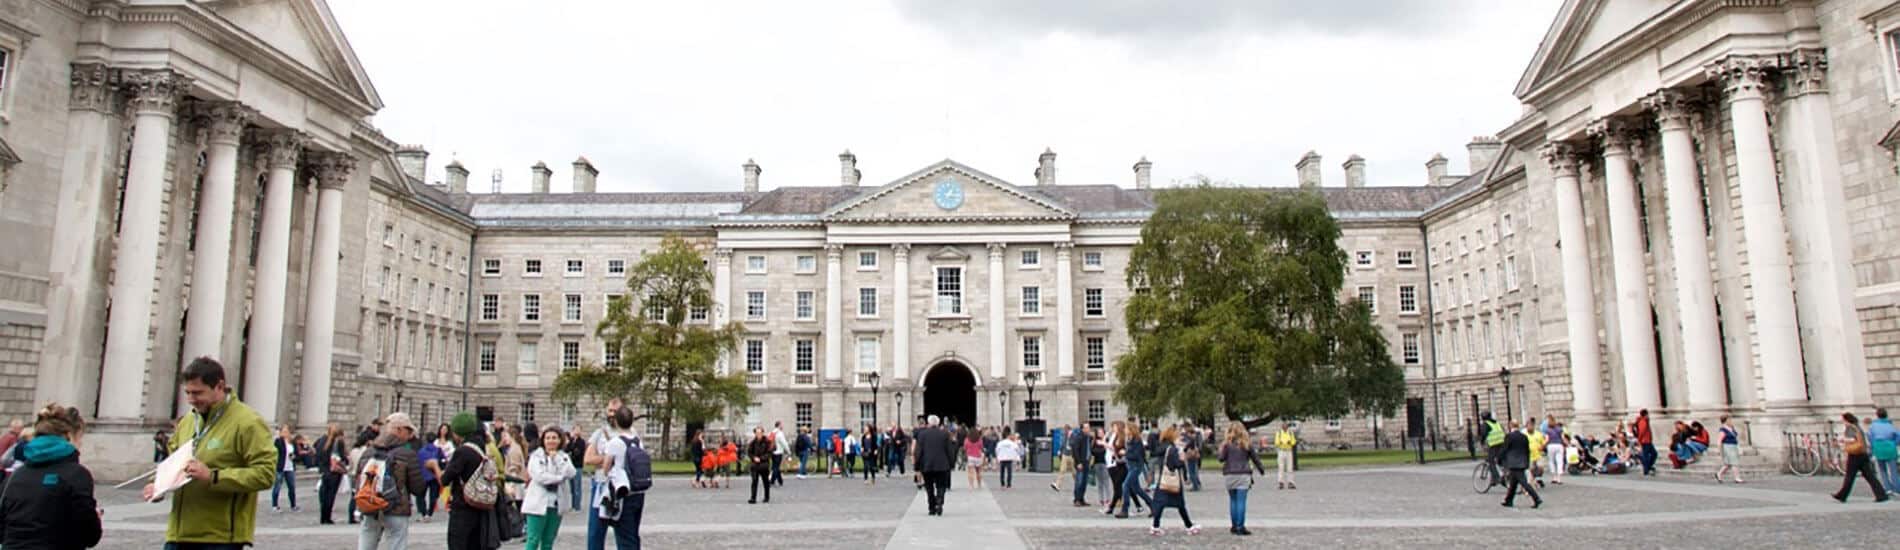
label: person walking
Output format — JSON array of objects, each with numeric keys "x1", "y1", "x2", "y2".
[
  {"x1": 1120, "y1": 423, "x2": 1151, "y2": 517},
  {"x1": 1831, "y1": 411, "x2": 1891, "y2": 503},
  {"x1": 1500, "y1": 421, "x2": 1542, "y2": 509},
  {"x1": 144, "y1": 358, "x2": 277, "y2": 549},
  {"x1": 1148, "y1": 426, "x2": 1199, "y2": 536},
  {"x1": 1217, "y1": 422, "x2": 1266, "y2": 535},
  {"x1": 523, "y1": 427, "x2": 577, "y2": 550},
  {"x1": 747, "y1": 427, "x2": 774, "y2": 503},
  {"x1": 1869, "y1": 409, "x2": 1900, "y2": 494},
  {"x1": 1050, "y1": 425, "x2": 1071, "y2": 493},
  {"x1": 441, "y1": 412, "x2": 497, "y2": 550},
  {"x1": 1714, "y1": 416, "x2": 1745, "y2": 484},
  {"x1": 995, "y1": 432, "x2": 1022, "y2": 489},
  {"x1": 862, "y1": 424, "x2": 881, "y2": 484},
  {"x1": 688, "y1": 431, "x2": 708, "y2": 489},
  {"x1": 582, "y1": 398, "x2": 624, "y2": 550},
  {"x1": 1543, "y1": 419, "x2": 1566, "y2": 486},
  {"x1": 1634, "y1": 409, "x2": 1657, "y2": 476},
  {"x1": 795, "y1": 427, "x2": 813, "y2": 479},
  {"x1": 1273, "y1": 422, "x2": 1298, "y2": 490},
  {"x1": 843, "y1": 428, "x2": 860, "y2": 478},
  {"x1": 1069, "y1": 425, "x2": 1094, "y2": 506},
  {"x1": 963, "y1": 430, "x2": 986, "y2": 489},
  {"x1": 272, "y1": 424, "x2": 301, "y2": 513},
  {"x1": 1182, "y1": 423, "x2": 1204, "y2": 492},
  {"x1": 416, "y1": 424, "x2": 447, "y2": 524},
  {"x1": 563, "y1": 424, "x2": 587, "y2": 512},
  {"x1": 0, "y1": 403, "x2": 103, "y2": 550},
  {"x1": 356, "y1": 412, "x2": 424, "y2": 550},
  {"x1": 1100, "y1": 421, "x2": 1126, "y2": 515},
  {"x1": 318, "y1": 424, "x2": 352, "y2": 525},
  {"x1": 771, "y1": 422, "x2": 790, "y2": 487},
  {"x1": 597, "y1": 407, "x2": 648, "y2": 549},
  {"x1": 913, "y1": 415, "x2": 957, "y2": 516}
]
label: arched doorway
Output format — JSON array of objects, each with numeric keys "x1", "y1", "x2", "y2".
[{"x1": 922, "y1": 361, "x2": 977, "y2": 428}]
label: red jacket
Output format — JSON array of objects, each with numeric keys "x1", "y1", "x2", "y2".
[{"x1": 1635, "y1": 416, "x2": 1653, "y2": 445}]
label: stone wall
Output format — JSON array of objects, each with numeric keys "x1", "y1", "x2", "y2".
[{"x1": 0, "y1": 323, "x2": 42, "y2": 419}]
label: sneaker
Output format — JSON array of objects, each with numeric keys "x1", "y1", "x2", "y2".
[
  {"x1": 1235, "y1": 527, "x2": 1252, "y2": 536},
  {"x1": 271, "y1": 506, "x2": 280, "y2": 513},
  {"x1": 1149, "y1": 527, "x2": 1164, "y2": 537},
  {"x1": 1115, "y1": 511, "x2": 1129, "y2": 519},
  {"x1": 1187, "y1": 526, "x2": 1201, "y2": 536},
  {"x1": 1288, "y1": 483, "x2": 1296, "y2": 490},
  {"x1": 1532, "y1": 500, "x2": 1543, "y2": 509}
]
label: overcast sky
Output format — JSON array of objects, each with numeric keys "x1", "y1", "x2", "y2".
[{"x1": 327, "y1": 0, "x2": 1560, "y2": 194}]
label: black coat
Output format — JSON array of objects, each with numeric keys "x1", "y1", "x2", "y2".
[
  {"x1": 1501, "y1": 430, "x2": 1532, "y2": 470},
  {"x1": 913, "y1": 426, "x2": 957, "y2": 473},
  {"x1": 0, "y1": 446, "x2": 102, "y2": 550}
]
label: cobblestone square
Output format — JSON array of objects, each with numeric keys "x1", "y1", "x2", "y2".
[{"x1": 93, "y1": 462, "x2": 1898, "y2": 549}]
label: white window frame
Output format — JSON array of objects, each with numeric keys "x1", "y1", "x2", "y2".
[
  {"x1": 562, "y1": 341, "x2": 581, "y2": 370},
  {"x1": 1354, "y1": 250, "x2": 1375, "y2": 268},
  {"x1": 517, "y1": 341, "x2": 539, "y2": 373},
  {"x1": 745, "y1": 255, "x2": 767, "y2": 274},
  {"x1": 478, "y1": 342, "x2": 497, "y2": 372},
  {"x1": 795, "y1": 290, "x2": 815, "y2": 321},
  {"x1": 746, "y1": 290, "x2": 767, "y2": 321},
  {"x1": 1357, "y1": 285, "x2": 1376, "y2": 313},
  {"x1": 1505, "y1": 256, "x2": 1520, "y2": 291},
  {"x1": 482, "y1": 258, "x2": 500, "y2": 276},
  {"x1": 935, "y1": 266, "x2": 964, "y2": 315},
  {"x1": 1398, "y1": 285, "x2": 1418, "y2": 314},
  {"x1": 1501, "y1": 214, "x2": 1515, "y2": 237},
  {"x1": 607, "y1": 259, "x2": 626, "y2": 276},
  {"x1": 564, "y1": 293, "x2": 583, "y2": 323},
  {"x1": 1020, "y1": 286, "x2": 1042, "y2": 316},
  {"x1": 481, "y1": 294, "x2": 499, "y2": 321},
  {"x1": 524, "y1": 259, "x2": 543, "y2": 277},
  {"x1": 795, "y1": 255, "x2": 817, "y2": 274},
  {"x1": 1019, "y1": 249, "x2": 1041, "y2": 269},
  {"x1": 857, "y1": 250, "x2": 879, "y2": 271},
  {"x1": 1402, "y1": 333, "x2": 1421, "y2": 365},
  {"x1": 565, "y1": 259, "x2": 584, "y2": 276},
  {"x1": 1083, "y1": 288, "x2": 1104, "y2": 318},
  {"x1": 856, "y1": 336, "x2": 879, "y2": 374},
  {"x1": 1085, "y1": 337, "x2": 1106, "y2": 371},
  {"x1": 746, "y1": 339, "x2": 767, "y2": 373},
  {"x1": 1022, "y1": 335, "x2": 1043, "y2": 371},
  {"x1": 1395, "y1": 250, "x2": 1416, "y2": 268},
  {"x1": 1087, "y1": 400, "x2": 1106, "y2": 423},
  {"x1": 794, "y1": 339, "x2": 814, "y2": 373},
  {"x1": 1082, "y1": 251, "x2": 1104, "y2": 271},
  {"x1": 522, "y1": 294, "x2": 541, "y2": 322},
  {"x1": 603, "y1": 341, "x2": 621, "y2": 368},
  {"x1": 858, "y1": 287, "x2": 878, "y2": 318},
  {"x1": 605, "y1": 293, "x2": 623, "y2": 318}
]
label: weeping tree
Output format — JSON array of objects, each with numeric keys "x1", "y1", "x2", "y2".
[
  {"x1": 552, "y1": 234, "x2": 750, "y2": 459},
  {"x1": 1115, "y1": 182, "x2": 1406, "y2": 429}
]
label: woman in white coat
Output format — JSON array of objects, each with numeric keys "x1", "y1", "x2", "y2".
[{"x1": 522, "y1": 428, "x2": 577, "y2": 550}]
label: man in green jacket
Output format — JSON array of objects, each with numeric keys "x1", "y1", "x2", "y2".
[{"x1": 142, "y1": 357, "x2": 277, "y2": 548}]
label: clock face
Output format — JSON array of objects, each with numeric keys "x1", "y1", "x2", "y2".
[{"x1": 933, "y1": 178, "x2": 964, "y2": 210}]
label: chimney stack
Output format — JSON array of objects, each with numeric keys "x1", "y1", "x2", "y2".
[
  {"x1": 1343, "y1": 154, "x2": 1366, "y2": 188},
  {"x1": 742, "y1": 158, "x2": 762, "y2": 193},
  {"x1": 396, "y1": 145, "x2": 430, "y2": 185},
  {"x1": 530, "y1": 162, "x2": 552, "y2": 194},
  {"x1": 1466, "y1": 136, "x2": 1502, "y2": 175},
  {"x1": 839, "y1": 150, "x2": 860, "y2": 187},
  {"x1": 1132, "y1": 156, "x2": 1152, "y2": 189},
  {"x1": 1035, "y1": 148, "x2": 1057, "y2": 186},
  {"x1": 572, "y1": 156, "x2": 598, "y2": 193},
  {"x1": 1425, "y1": 153, "x2": 1449, "y2": 186},
  {"x1": 1295, "y1": 151, "x2": 1322, "y2": 188},
  {"x1": 444, "y1": 160, "x2": 469, "y2": 194}
]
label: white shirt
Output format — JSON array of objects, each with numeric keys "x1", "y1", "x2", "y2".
[
  {"x1": 996, "y1": 439, "x2": 1023, "y2": 462},
  {"x1": 598, "y1": 429, "x2": 642, "y2": 498}
]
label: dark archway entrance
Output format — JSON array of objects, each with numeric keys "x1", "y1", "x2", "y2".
[{"x1": 923, "y1": 362, "x2": 977, "y2": 428}]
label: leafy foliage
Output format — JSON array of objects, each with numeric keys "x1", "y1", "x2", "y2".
[
  {"x1": 551, "y1": 234, "x2": 750, "y2": 458},
  {"x1": 1114, "y1": 181, "x2": 1405, "y2": 428}
]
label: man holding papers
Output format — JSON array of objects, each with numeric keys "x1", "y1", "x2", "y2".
[{"x1": 143, "y1": 357, "x2": 276, "y2": 549}]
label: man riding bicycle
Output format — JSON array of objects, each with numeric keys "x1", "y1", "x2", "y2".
[{"x1": 1480, "y1": 411, "x2": 1505, "y2": 486}]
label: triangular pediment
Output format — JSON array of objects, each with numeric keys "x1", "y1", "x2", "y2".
[
  {"x1": 1514, "y1": 0, "x2": 1673, "y2": 100},
  {"x1": 203, "y1": 0, "x2": 383, "y2": 110},
  {"x1": 926, "y1": 246, "x2": 971, "y2": 262},
  {"x1": 822, "y1": 160, "x2": 1075, "y2": 222}
]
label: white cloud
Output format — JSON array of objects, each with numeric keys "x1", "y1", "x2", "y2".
[{"x1": 328, "y1": 0, "x2": 1560, "y2": 194}]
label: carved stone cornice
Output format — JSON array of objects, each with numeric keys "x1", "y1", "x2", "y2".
[
  {"x1": 308, "y1": 151, "x2": 358, "y2": 191},
  {"x1": 1586, "y1": 117, "x2": 1644, "y2": 157},
  {"x1": 824, "y1": 243, "x2": 844, "y2": 257},
  {"x1": 67, "y1": 63, "x2": 120, "y2": 114},
  {"x1": 987, "y1": 242, "x2": 1007, "y2": 257},
  {"x1": 191, "y1": 102, "x2": 256, "y2": 147},
  {"x1": 1777, "y1": 48, "x2": 1827, "y2": 98},
  {"x1": 891, "y1": 243, "x2": 912, "y2": 256},
  {"x1": 1642, "y1": 89, "x2": 1703, "y2": 133},
  {"x1": 1705, "y1": 55, "x2": 1777, "y2": 102},
  {"x1": 714, "y1": 248, "x2": 733, "y2": 263},
  {"x1": 119, "y1": 69, "x2": 191, "y2": 117},
  {"x1": 251, "y1": 129, "x2": 307, "y2": 171},
  {"x1": 1539, "y1": 142, "x2": 1584, "y2": 179}
]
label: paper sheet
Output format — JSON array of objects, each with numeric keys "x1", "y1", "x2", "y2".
[{"x1": 149, "y1": 439, "x2": 195, "y2": 502}]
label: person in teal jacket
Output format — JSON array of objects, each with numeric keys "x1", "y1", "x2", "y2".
[
  {"x1": 1869, "y1": 408, "x2": 1900, "y2": 494},
  {"x1": 143, "y1": 357, "x2": 278, "y2": 548}
]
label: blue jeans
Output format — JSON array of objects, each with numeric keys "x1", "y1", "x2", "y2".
[
  {"x1": 1072, "y1": 463, "x2": 1090, "y2": 503},
  {"x1": 797, "y1": 451, "x2": 809, "y2": 476},
  {"x1": 1120, "y1": 462, "x2": 1151, "y2": 514},
  {"x1": 1227, "y1": 487, "x2": 1249, "y2": 528},
  {"x1": 587, "y1": 480, "x2": 607, "y2": 550},
  {"x1": 271, "y1": 470, "x2": 297, "y2": 508},
  {"x1": 357, "y1": 513, "x2": 408, "y2": 550},
  {"x1": 1639, "y1": 443, "x2": 1658, "y2": 474},
  {"x1": 612, "y1": 493, "x2": 646, "y2": 550},
  {"x1": 1185, "y1": 457, "x2": 1201, "y2": 490},
  {"x1": 569, "y1": 474, "x2": 584, "y2": 511},
  {"x1": 1875, "y1": 458, "x2": 1900, "y2": 494}
]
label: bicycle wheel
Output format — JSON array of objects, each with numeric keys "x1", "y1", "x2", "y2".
[
  {"x1": 1472, "y1": 462, "x2": 1494, "y2": 493},
  {"x1": 1787, "y1": 448, "x2": 1819, "y2": 477}
]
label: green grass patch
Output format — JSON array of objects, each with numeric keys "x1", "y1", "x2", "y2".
[{"x1": 1199, "y1": 449, "x2": 1468, "y2": 470}]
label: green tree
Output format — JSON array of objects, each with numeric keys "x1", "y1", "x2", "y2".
[
  {"x1": 552, "y1": 235, "x2": 750, "y2": 459},
  {"x1": 1114, "y1": 182, "x2": 1406, "y2": 429}
]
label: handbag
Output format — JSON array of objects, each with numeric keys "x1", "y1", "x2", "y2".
[
  {"x1": 498, "y1": 492, "x2": 525, "y2": 541},
  {"x1": 1158, "y1": 466, "x2": 1183, "y2": 493}
]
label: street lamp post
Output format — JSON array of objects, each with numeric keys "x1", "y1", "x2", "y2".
[
  {"x1": 1023, "y1": 371, "x2": 1039, "y2": 419},
  {"x1": 893, "y1": 392, "x2": 904, "y2": 427},
  {"x1": 393, "y1": 379, "x2": 406, "y2": 415},
  {"x1": 869, "y1": 371, "x2": 881, "y2": 432},
  {"x1": 998, "y1": 390, "x2": 1008, "y2": 426},
  {"x1": 1499, "y1": 367, "x2": 1513, "y2": 424}
]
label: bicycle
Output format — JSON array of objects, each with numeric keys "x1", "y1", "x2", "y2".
[
  {"x1": 1472, "y1": 458, "x2": 1497, "y2": 493},
  {"x1": 1787, "y1": 432, "x2": 1846, "y2": 477}
]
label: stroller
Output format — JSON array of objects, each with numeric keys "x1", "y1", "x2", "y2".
[{"x1": 1568, "y1": 435, "x2": 1601, "y2": 476}]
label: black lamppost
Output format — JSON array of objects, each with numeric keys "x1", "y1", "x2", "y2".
[
  {"x1": 1499, "y1": 367, "x2": 1513, "y2": 424},
  {"x1": 893, "y1": 392, "x2": 904, "y2": 427},
  {"x1": 998, "y1": 390, "x2": 1008, "y2": 425},
  {"x1": 393, "y1": 379, "x2": 406, "y2": 415},
  {"x1": 869, "y1": 371, "x2": 881, "y2": 431},
  {"x1": 1023, "y1": 371, "x2": 1040, "y2": 419}
]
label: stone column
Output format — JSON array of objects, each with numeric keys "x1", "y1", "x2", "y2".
[
  {"x1": 712, "y1": 249, "x2": 732, "y2": 375},
  {"x1": 298, "y1": 152, "x2": 354, "y2": 428},
  {"x1": 1055, "y1": 243, "x2": 1075, "y2": 379},
  {"x1": 243, "y1": 129, "x2": 306, "y2": 424},
  {"x1": 988, "y1": 243, "x2": 1006, "y2": 380},
  {"x1": 181, "y1": 102, "x2": 255, "y2": 363},
  {"x1": 824, "y1": 244, "x2": 843, "y2": 381},
  {"x1": 98, "y1": 70, "x2": 189, "y2": 421},
  {"x1": 892, "y1": 244, "x2": 911, "y2": 380},
  {"x1": 39, "y1": 64, "x2": 124, "y2": 414},
  {"x1": 1543, "y1": 143, "x2": 1605, "y2": 419},
  {"x1": 1589, "y1": 118, "x2": 1661, "y2": 412},
  {"x1": 1644, "y1": 90, "x2": 1727, "y2": 413},
  {"x1": 1776, "y1": 50, "x2": 1872, "y2": 407},
  {"x1": 1708, "y1": 57, "x2": 1807, "y2": 408}
]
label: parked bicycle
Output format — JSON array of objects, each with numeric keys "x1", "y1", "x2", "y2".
[{"x1": 1785, "y1": 431, "x2": 1844, "y2": 477}]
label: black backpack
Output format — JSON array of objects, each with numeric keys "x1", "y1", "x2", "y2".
[{"x1": 620, "y1": 436, "x2": 652, "y2": 493}]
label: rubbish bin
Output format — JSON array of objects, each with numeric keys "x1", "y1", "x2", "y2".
[{"x1": 1032, "y1": 437, "x2": 1053, "y2": 472}]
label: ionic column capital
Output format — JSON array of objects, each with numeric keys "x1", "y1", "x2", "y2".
[
  {"x1": 308, "y1": 151, "x2": 357, "y2": 191},
  {"x1": 119, "y1": 69, "x2": 191, "y2": 117},
  {"x1": 1777, "y1": 48, "x2": 1828, "y2": 97},
  {"x1": 824, "y1": 243, "x2": 844, "y2": 257},
  {"x1": 1587, "y1": 117, "x2": 1644, "y2": 157},
  {"x1": 714, "y1": 248, "x2": 733, "y2": 263},
  {"x1": 1538, "y1": 141, "x2": 1584, "y2": 179},
  {"x1": 67, "y1": 63, "x2": 121, "y2": 114},
  {"x1": 1642, "y1": 89, "x2": 1703, "y2": 133},
  {"x1": 252, "y1": 129, "x2": 307, "y2": 171},
  {"x1": 191, "y1": 102, "x2": 256, "y2": 147},
  {"x1": 1705, "y1": 55, "x2": 1777, "y2": 102},
  {"x1": 891, "y1": 243, "x2": 912, "y2": 256},
  {"x1": 987, "y1": 242, "x2": 1007, "y2": 257}
]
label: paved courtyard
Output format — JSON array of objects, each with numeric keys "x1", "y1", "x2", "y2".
[{"x1": 95, "y1": 461, "x2": 1897, "y2": 549}]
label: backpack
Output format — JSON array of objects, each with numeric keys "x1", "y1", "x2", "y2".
[
  {"x1": 620, "y1": 436, "x2": 653, "y2": 493},
  {"x1": 352, "y1": 448, "x2": 403, "y2": 515},
  {"x1": 460, "y1": 443, "x2": 499, "y2": 510}
]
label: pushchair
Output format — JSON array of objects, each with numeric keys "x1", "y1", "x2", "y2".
[{"x1": 1568, "y1": 435, "x2": 1601, "y2": 476}]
